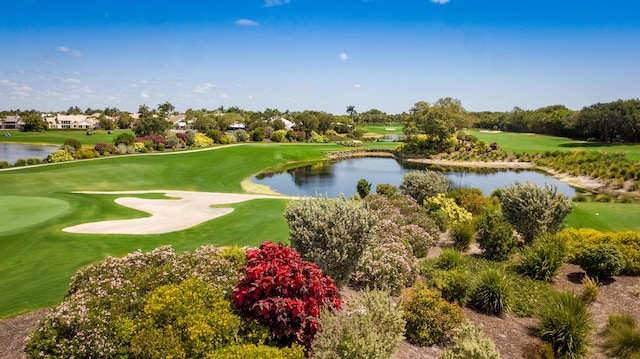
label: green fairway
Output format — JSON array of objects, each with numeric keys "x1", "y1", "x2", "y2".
[
  {"x1": 565, "y1": 202, "x2": 640, "y2": 232},
  {"x1": 470, "y1": 129, "x2": 640, "y2": 160},
  {"x1": 364, "y1": 124, "x2": 405, "y2": 135},
  {"x1": 0, "y1": 129, "x2": 134, "y2": 147},
  {"x1": 0, "y1": 141, "x2": 399, "y2": 317}
]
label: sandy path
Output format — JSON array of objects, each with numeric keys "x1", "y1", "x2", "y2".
[{"x1": 63, "y1": 190, "x2": 297, "y2": 235}]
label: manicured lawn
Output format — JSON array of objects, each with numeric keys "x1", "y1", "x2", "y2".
[
  {"x1": 0, "y1": 141, "x2": 396, "y2": 317},
  {"x1": 565, "y1": 202, "x2": 640, "y2": 232},
  {"x1": 470, "y1": 129, "x2": 640, "y2": 160},
  {"x1": 0, "y1": 129, "x2": 134, "y2": 147}
]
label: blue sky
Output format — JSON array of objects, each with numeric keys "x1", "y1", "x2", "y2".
[{"x1": 1, "y1": 0, "x2": 639, "y2": 114}]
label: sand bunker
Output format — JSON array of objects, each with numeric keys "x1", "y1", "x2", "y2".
[{"x1": 63, "y1": 190, "x2": 296, "y2": 235}]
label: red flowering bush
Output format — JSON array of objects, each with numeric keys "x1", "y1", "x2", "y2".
[
  {"x1": 232, "y1": 242, "x2": 342, "y2": 350},
  {"x1": 94, "y1": 142, "x2": 116, "y2": 155}
]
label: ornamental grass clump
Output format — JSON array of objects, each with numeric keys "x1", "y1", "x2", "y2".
[
  {"x1": 470, "y1": 268, "x2": 511, "y2": 316},
  {"x1": 285, "y1": 195, "x2": 377, "y2": 287},
  {"x1": 538, "y1": 292, "x2": 592, "y2": 359},
  {"x1": 516, "y1": 234, "x2": 567, "y2": 281},
  {"x1": 232, "y1": 242, "x2": 342, "y2": 350},
  {"x1": 402, "y1": 282, "x2": 465, "y2": 346},
  {"x1": 603, "y1": 312, "x2": 640, "y2": 359},
  {"x1": 313, "y1": 289, "x2": 406, "y2": 359}
]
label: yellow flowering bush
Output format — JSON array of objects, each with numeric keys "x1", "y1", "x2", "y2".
[
  {"x1": 194, "y1": 132, "x2": 214, "y2": 147},
  {"x1": 134, "y1": 141, "x2": 146, "y2": 152},
  {"x1": 206, "y1": 343, "x2": 304, "y2": 358},
  {"x1": 559, "y1": 228, "x2": 640, "y2": 274},
  {"x1": 46, "y1": 149, "x2": 74, "y2": 163},
  {"x1": 424, "y1": 194, "x2": 472, "y2": 230},
  {"x1": 131, "y1": 277, "x2": 268, "y2": 358}
]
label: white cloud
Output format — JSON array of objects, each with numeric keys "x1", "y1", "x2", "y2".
[
  {"x1": 264, "y1": 0, "x2": 291, "y2": 7},
  {"x1": 354, "y1": 84, "x2": 361, "y2": 88},
  {"x1": 141, "y1": 92, "x2": 150, "y2": 98},
  {"x1": 59, "y1": 46, "x2": 82, "y2": 57},
  {"x1": 340, "y1": 53, "x2": 348, "y2": 61},
  {"x1": 61, "y1": 78, "x2": 81, "y2": 84},
  {"x1": 193, "y1": 82, "x2": 215, "y2": 93},
  {"x1": 429, "y1": 0, "x2": 450, "y2": 4},
  {"x1": 235, "y1": 19, "x2": 259, "y2": 26}
]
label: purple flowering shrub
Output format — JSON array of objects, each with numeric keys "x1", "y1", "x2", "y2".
[
  {"x1": 25, "y1": 246, "x2": 240, "y2": 358},
  {"x1": 352, "y1": 219, "x2": 420, "y2": 295},
  {"x1": 94, "y1": 142, "x2": 116, "y2": 155}
]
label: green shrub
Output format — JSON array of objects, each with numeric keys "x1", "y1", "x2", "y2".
[
  {"x1": 114, "y1": 132, "x2": 135, "y2": 146},
  {"x1": 0, "y1": 160, "x2": 11, "y2": 168},
  {"x1": 477, "y1": 211, "x2": 517, "y2": 262},
  {"x1": 578, "y1": 243, "x2": 624, "y2": 280},
  {"x1": 603, "y1": 312, "x2": 640, "y2": 359},
  {"x1": 539, "y1": 292, "x2": 592, "y2": 359},
  {"x1": 402, "y1": 282, "x2": 465, "y2": 346},
  {"x1": 251, "y1": 128, "x2": 267, "y2": 141},
  {"x1": 284, "y1": 196, "x2": 377, "y2": 286},
  {"x1": 233, "y1": 129, "x2": 248, "y2": 142},
  {"x1": 63, "y1": 138, "x2": 82, "y2": 150},
  {"x1": 500, "y1": 182, "x2": 573, "y2": 244},
  {"x1": 376, "y1": 183, "x2": 397, "y2": 196},
  {"x1": 26, "y1": 157, "x2": 43, "y2": 165},
  {"x1": 429, "y1": 269, "x2": 472, "y2": 305},
  {"x1": 46, "y1": 149, "x2": 74, "y2": 163},
  {"x1": 399, "y1": 170, "x2": 450, "y2": 204},
  {"x1": 424, "y1": 194, "x2": 473, "y2": 231},
  {"x1": 451, "y1": 220, "x2": 476, "y2": 251},
  {"x1": 268, "y1": 129, "x2": 287, "y2": 142},
  {"x1": 441, "y1": 324, "x2": 501, "y2": 359},
  {"x1": 219, "y1": 246, "x2": 246, "y2": 269},
  {"x1": 516, "y1": 234, "x2": 567, "y2": 281},
  {"x1": 14, "y1": 158, "x2": 27, "y2": 166},
  {"x1": 313, "y1": 289, "x2": 405, "y2": 359},
  {"x1": 356, "y1": 178, "x2": 371, "y2": 198},
  {"x1": 471, "y1": 268, "x2": 511, "y2": 316},
  {"x1": 435, "y1": 248, "x2": 467, "y2": 271}
]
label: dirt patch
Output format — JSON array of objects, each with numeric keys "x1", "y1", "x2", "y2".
[{"x1": 0, "y1": 309, "x2": 49, "y2": 359}]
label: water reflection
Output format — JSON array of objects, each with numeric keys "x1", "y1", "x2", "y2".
[
  {"x1": 0, "y1": 143, "x2": 59, "y2": 164},
  {"x1": 253, "y1": 157, "x2": 577, "y2": 198}
]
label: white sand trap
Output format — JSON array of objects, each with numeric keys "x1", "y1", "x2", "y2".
[{"x1": 63, "y1": 190, "x2": 297, "y2": 235}]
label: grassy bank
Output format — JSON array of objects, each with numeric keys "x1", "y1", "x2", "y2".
[{"x1": 0, "y1": 129, "x2": 135, "y2": 147}]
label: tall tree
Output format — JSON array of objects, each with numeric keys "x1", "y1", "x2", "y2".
[
  {"x1": 157, "y1": 101, "x2": 175, "y2": 118},
  {"x1": 346, "y1": 105, "x2": 357, "y2": 121},
  {"x1": 20, "y1": 112, "x2": 47, "y2": 132}
]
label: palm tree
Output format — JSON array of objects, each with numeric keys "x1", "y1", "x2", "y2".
[{"x1": 346, "y1": 105, "x2": 357, "y2": 120}]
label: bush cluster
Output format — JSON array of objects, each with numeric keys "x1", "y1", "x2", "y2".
[
  {"x1": 424, "y1": 194, "x2": 473, "y2": 231},
  {"x1": 46, "y1": 149, "x2": 74, "y2": 163},
  {"x1": 470, "y1": 268, "x2": 511, "y2": 316},
  {"x1": 313, "y1": 289, "x2": 405, "y2": 359},
  {"x1": 559, "y1": 228, "x2": 640, "y2": 275},
  {"x1": 26, "y1": 245, "x2": 241, "y2": 358}
]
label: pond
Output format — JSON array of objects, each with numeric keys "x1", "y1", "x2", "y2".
[
  {"x1": 253, "y1": 157, "x2": 578, "y2": 198},
  {"x1": 0, "y1": 143, "x2": 59, "y2": 164}
]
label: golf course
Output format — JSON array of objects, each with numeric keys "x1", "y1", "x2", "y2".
[{"x1": 2, "y1": 130, "x2": 640, "y2": 318}]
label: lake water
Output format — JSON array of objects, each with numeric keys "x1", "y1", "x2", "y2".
[
  {"x1": 0, "y1": 143, "x2": 59, "y2": 164},
  {"x1": 253, "y1": 157, "x2": 578, "y2": 198}
]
